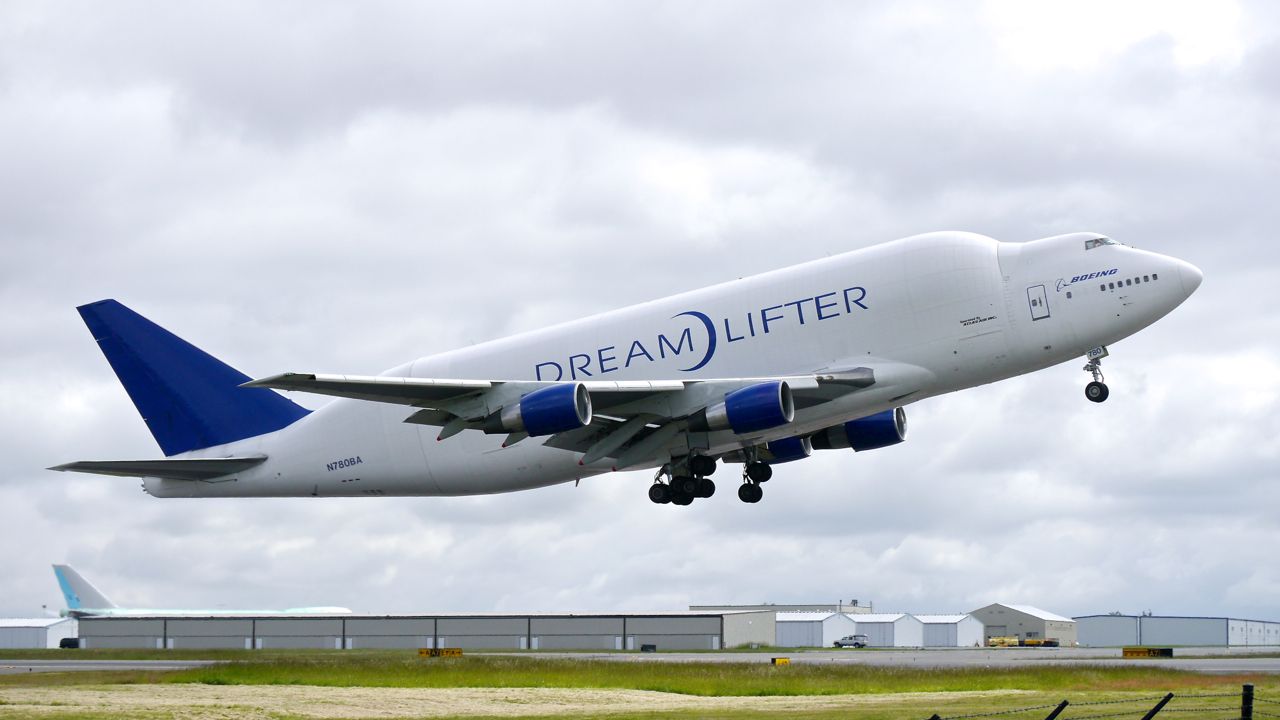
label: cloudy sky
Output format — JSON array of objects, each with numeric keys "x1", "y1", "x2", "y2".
[{"x1": 3, "y1": 1, "x2": 1278, "y2": 622}]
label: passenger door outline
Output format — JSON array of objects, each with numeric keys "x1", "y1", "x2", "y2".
[{"x1": 1027, "y1": 284, "x2": 1050, "y2": 321}]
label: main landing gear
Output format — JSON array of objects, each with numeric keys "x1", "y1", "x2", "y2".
[
  {"x1": 647, "y1": 453, "x2": 775, "y2": 505},
  {"x1": 649, "y1": 455, "x2": 717, "y2": 506},
  {"x1": 737, "y1": 450, "x2": 772, "y2": 504},
  {"x1": 1083, "y1": 346, "x2": 1110, "y2": 403}
]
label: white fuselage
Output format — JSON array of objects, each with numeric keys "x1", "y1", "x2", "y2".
[{"x1": 147, "y1": 231, "x2": 1201, "y2": 498}]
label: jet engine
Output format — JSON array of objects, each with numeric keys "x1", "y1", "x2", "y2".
[
  {"x1": 810, "y1": 407, "x2": 907, "y2": 451},
  {"x1": 765, "y1": 435, "x2": 813, "y2": 463},
  {"x1": 690, "y1": 380, "x2": 795, "y2": 434},
  {"x1": 484, "y1": 383, "x2": 592, "y2": 437}
]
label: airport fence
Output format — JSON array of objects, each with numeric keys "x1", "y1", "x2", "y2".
[{"x1": 926, "y1": 684, "x2": 1272, "y2": 720}]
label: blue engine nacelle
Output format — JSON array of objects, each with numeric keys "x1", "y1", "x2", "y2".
[
  {"x1": 690, "y1": 380, "x2": 795, "y2": 435},
  {"x1": 484, "y1": 383, "x2": 592, "y2": 437},
  {"x1": 810, "y1": 407, "x2": 907, "y2": 451},
  {"x1": 765, "y1": 435, "x2": 812, "y2": 464}
]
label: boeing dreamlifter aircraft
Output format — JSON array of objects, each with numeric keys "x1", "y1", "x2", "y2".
[
  {"x1": 53, "y1": 564, "x2": 351, "y2": 617},
  {"x1": 53, "y1": 231, "x2": 1201, "y2": 505}
]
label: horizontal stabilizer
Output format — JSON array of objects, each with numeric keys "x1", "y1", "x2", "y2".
[{"x1": 49, "y1": 456, "x2": 267, "y2": 481}]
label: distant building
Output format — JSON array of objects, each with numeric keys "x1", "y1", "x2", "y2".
[
  {"x1": 691, "y1": 601, "x2": 873, "y2": 614},
  {"x1": 917, "y1": 614, "x2": 985, "y2": 648},
  {"x1": 969, "y1": 604, "x2": 1077, "y2": 646},
  {"x1": 0, "y1": 618, "x2": 78, "y2": 649},
  {"x1": 851, "y1": 613, "x2": 925, "y2": 647},
  {"x1": 75, "y1": 611, "x2": 776, "y2": 651},
  {"x1": 776, "y1": 612, "x2": 858, "y2": 647},
  {"x1": 1075, "y1": 615, "x2": 1280, "y2": 647}
]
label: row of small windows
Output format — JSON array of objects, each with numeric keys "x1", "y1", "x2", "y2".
[
  {"x1": 1065, "y1": 272, "x2": 1159, "y2": 300},
  {"x1": 1101, "y1": 273, "x2": 1157, "y2": 292}
]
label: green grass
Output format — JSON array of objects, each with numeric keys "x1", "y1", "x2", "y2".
[
  {"x1": 1, "y1": 653, "x2": 1275, "y2": 720},
  {"x1": 157, "y1": 654, "x2": 1280, "y2": 695},
  {"x1": 2, "y1": 651, "x2": 1276, "y2": 696}
]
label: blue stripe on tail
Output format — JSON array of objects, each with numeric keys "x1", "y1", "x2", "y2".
[{"x1": 78, "y1": 300, "x2": 310, "y2": 456}]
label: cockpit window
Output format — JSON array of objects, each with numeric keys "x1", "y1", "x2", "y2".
[{"x1": 1085, "y1": 236, "x2": 1120, "y2": 250}]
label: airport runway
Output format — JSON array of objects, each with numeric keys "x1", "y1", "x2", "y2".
[
  {"x1": 513, "y1": 647, "x2": 1280, "y2": 674},
  {"x1": 0, "y1": 659, "x2": 219, "y2": 674}
]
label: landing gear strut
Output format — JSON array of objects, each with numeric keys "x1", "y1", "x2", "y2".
[
  {"x1": 1083, "y1": 346, "x2": 1110, "y2": 403},
  {"x1": 649, "y1": 456, "x2": 718, "y2": 506}
]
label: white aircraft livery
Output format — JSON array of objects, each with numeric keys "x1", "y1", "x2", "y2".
[
  {"x1": 53, "y1": 231, "x2": 1201, "y2": 505},
  {"x1": 52, "y1": 564, "x2": 351, "y2": 617}
]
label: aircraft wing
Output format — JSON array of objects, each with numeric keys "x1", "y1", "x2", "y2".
[
  {"x1": 244, "y1": 373, "x2": 685, "y2": 410},
  {"x1": 49, "y1": 456, "x2": 267, "y2": 481},
  {"x1": 245, "y1": 362, "x2": 929, "y2": 464}
]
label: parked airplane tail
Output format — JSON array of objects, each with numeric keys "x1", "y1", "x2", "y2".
[
  {"x1": 77, "y1": 300, "x2": 310, "y2": 456},
  {"x1": 53, "y1": 564, "x2": 114, "y2": 611}
]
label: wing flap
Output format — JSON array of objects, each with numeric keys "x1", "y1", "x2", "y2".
[{"x1": 49, "y1": 456, "x2": 267, "y2": 481}]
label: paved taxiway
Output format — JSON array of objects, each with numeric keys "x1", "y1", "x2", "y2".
[
  {"x1": 0, "y1": 659, "x2": 218, "y2": 674},
  {"x1": 513, "y1": 647, "x2": 1280, "y2": 674}
]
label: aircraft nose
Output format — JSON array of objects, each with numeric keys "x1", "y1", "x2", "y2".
[{"x1": 1176, "y1": 258, "x2": 1203, "y2": 297}]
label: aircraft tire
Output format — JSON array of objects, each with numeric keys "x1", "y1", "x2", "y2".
[
  {"x1": 690, "y1": 455, "x2": 717, "y2": 476},
  {"x1": 673, "y1": 475, "x2": 699, "y2": 495},
  {"x1": 745, "y1": 462, "x2": 772, "y2": 483},
  {"x1": 697, "y1": 478, "x2": 716, "y2": 498},
  {"x1": 1085, "y1": 381, "x2": 1110, "y2": 403},
  {"x1": 648, "y1": 484, "x2": 672, "y2": 504},
  {"x1": 738, "y1": 483, "x2": 763, "y2": 503},
  {"x1": 671, "y1": 491, "x2": 694, "y2": 506}
]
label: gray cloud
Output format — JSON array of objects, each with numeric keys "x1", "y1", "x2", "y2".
[{"x1": 1, "y1": 1, "x2": 1276, "y2": 624}]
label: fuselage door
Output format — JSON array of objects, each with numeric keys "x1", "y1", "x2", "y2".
[{"x1": 1026, "y1": 284, "x2": 1050, "y2": 321}]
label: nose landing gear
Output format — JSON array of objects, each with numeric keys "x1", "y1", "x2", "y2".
[{"x1": 1083, "y1": 346, "x2": 1110, "y2": 403}]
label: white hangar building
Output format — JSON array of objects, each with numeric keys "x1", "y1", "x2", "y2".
[
  {"x1": 917, "y1": 614, "x2": 985, "y2": 648},
  {"x1": 775, "y1": 612, "x2": 858, "y2": 647},
  {"x1": 1075, "y1": 615, "x2": 1280, "y2": 647},
  {"x1": 0, "y1": 618, "x2": 78, "y2": 649},
  {"x1": 74, "y1": 611, "x2": 776, "y2": 651},
  {"x1": 851, "y1": 613, "x2": 925, "y2": 648},
  {"x1": 970, "y1": 604, "x2": 1077, "y2": 646}
]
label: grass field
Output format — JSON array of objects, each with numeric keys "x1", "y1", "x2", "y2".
[{"x1": 0, "y1": 651, "x2": 1274, "y2": 719}]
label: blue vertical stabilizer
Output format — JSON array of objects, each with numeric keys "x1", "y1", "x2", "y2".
[{"x1": 77, "y1": 300, "x2": 310, "y2": 456}]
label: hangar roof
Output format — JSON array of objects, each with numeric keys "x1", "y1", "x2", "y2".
[
  {"x1": 916, "y1": 614, "x2": 970, "y2": 624},
  {"x1": 847, "y1": 613, "x2": 910, "y2": 622},
  {"x1": 1002, "y1": 604, "x2": 1074, "y2": 622},
  {"x1": 74, "y1": 611, "x2": 758, "y2": 620},
  {"x1": 0, "y1": 617, "x2": 74, "y2": 628},
  {"x1": 776, "y1": 612, "x2": 835, "y2": 622}
]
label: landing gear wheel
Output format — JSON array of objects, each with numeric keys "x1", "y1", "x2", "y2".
[
  {"x1": 1085, "y1": 381, "x2": 1109, "y2": 403},
  {"x1": 690, "y1": 455, "x2": 717, "y2": 477},
  {"x1": 671, "y1": 491, "x2": 694, "y2": 506},
  {"x1": 1082, "y1": 348, "x2": 1110, "y2": 404},
  {"x1": 648, "y1": 483, "x2": 671, "y2": 504},
  {"x1": 672, "y1": 475, "x2": 699, "y2": 496},
  {"x1": 697, "y1": 478, "x2": 716, "y2": 498},
  {"x1": 738, "y1": 482, "x2": 763, "y2": 503},
  {"x1": 745, "y1": 462, "x2": 772, "y2": 483}
]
